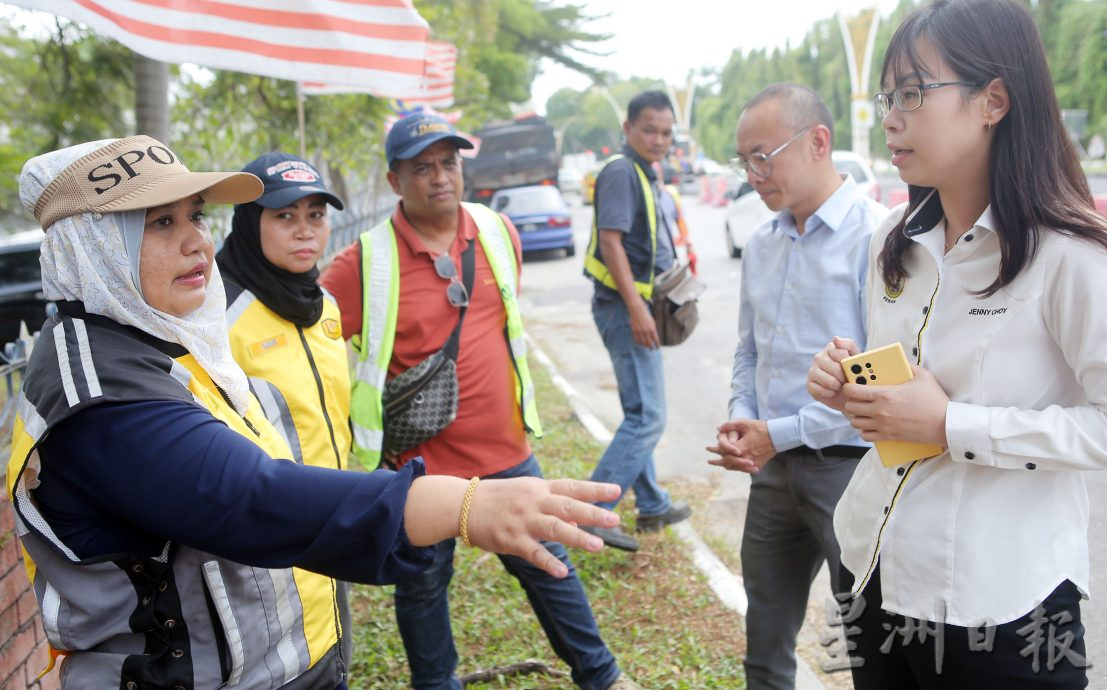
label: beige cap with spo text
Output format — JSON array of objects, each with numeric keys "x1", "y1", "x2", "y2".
[{"x1": 31, "y1": 135, "x2": 263, "y2": 230}]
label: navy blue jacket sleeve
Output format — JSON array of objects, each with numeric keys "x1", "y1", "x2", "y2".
[{"x1": 35, "y1": 400, "x2": 435, "y2": 584}]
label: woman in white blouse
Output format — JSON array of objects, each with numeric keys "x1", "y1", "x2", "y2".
[{"x1": 807, "y1": 0, "x2": 1107, "y2": 687}]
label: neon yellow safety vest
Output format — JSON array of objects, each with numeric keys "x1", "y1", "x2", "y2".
[
  {"x1": 6, "y1": 311, "x2": 343, "y2": 689},
  {"x1": 225, "y1": 283, "x2": 352, "y2": 469},
  {"x1": 348, "y1": 202, "x2": 543, "y2": 467},
  {"x1": 583, "y1": 154, "x2": 658, "y2": 299}
]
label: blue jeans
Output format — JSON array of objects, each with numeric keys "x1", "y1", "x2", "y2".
[
  {"x1": 589, "y1": 293, "x2": 672, "y2": 516},
  {"x1": 393, "y1": 455, "x2": 621, "y2": 690}
]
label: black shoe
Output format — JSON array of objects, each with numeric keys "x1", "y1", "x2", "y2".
[
  {"x1": 636, "y1": 500, "x2": 693, "y2": 533},
  {"x1": 580, "y1": 525, "x2": 640, "y2": 552}
]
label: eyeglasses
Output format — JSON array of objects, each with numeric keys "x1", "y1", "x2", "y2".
[
  {"x1": 873, "y1": 82, "x2": 980, "y2": 118},
  {"x1": 433, "y1": 253, "x2": 469, "y2": 308},
  {"x1": 729, "y1": 126, "x2": 812, "y2": 180}
]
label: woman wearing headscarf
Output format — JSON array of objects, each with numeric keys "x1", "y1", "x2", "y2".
[
  {"x1": 217, "y1": 152, "x2": 349, "y2": 472},
  {"x1": 216, "y1": 151, "x2": 354, "y2": 665},
  {"x1": 7, "y1": 136, "x2": 622, "y2": 690}
]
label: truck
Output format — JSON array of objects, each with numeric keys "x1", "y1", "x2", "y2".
[{"x1": 464, "y1": 115, "x2": 558, "y2": 203}]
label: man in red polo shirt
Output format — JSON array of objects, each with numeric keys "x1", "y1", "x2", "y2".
[{"x1": 321, "y1": 112, "x2": 637, "y2": 690}]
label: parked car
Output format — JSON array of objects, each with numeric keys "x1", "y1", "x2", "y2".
[
  {"x1": 490, "y1": 185, "x2": 575, "y2": 257},
  {"x1": 0, "y1": 230, "x2": 49, "y2": 345},
  {"x1": 558, "y1": 166, "x2": 583, "y2": 195},
  {"x1": 831, "y1": 150, "x2": 882, "y2": 203},
  {"x1": 724, "y1": 151, "x2": 882, "y2": 258}
]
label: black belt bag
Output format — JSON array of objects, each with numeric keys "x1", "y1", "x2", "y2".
[{"x1": 382, "y1": 240, "x2": 475, "y2": 459}]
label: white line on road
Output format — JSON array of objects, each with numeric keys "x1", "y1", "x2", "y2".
[{"x1": 527, "y1": 334, "x2": 828, "y2": 690}]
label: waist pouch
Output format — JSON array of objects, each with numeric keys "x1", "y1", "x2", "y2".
[
  {"x1": 652, "y1": 262, "x2": 705, "y2": 346},
  {"x1": 381, "y1": 239, "x2": 475, "y2": 461}
]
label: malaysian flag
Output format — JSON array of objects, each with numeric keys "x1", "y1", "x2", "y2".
[
  {"x1": 301, "y1": 39, "x2": 457, "y2": 108},
  {"x1": 14, "y1": 0, "x2": 433, "y2": 95}
]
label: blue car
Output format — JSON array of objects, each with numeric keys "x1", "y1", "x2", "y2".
[{"x1": 491, "y1": 185, "x2": 575, "y2": 257}]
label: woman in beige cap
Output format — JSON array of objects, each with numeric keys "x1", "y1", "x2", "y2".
[{"x1": 7, "y1": 136, "x2": 622, "y2": 690}]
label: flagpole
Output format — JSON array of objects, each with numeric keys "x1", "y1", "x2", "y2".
[{"x1": 296, "y1": 82, "x2": 307, "y2": 159}]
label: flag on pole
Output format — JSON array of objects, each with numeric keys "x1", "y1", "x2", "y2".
[
  {"x1": 301, "y1": 40, "x2": 457, "y2": 108},
  {"x1": 12, "y1": 0, "x2": 433, "y2": 94}
]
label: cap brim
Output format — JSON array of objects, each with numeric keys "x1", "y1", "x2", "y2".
[
  {"x1": 255, "y1": 185, "x2": 345, "y2": 211},
  {"x1": 392, "y1": 134, "x2": 475, "y2": 164},
  {"x1": 99, "y1": 171, "x2": 263, "y2": 214}
]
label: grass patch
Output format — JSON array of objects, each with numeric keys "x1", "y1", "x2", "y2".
[{"x1": 347, "y1": 361, "x2": 747, "y2": 689}]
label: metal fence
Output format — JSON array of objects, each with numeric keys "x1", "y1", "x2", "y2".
[
  {"x1": 0, "y1": 337, "x2": 31, "y2": 444},
  {"x1": 323, "y1": 178, "x2": 396, "y2": 261}
]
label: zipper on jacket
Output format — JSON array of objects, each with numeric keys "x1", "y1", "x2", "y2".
[
  {"x1": 214, "y1": 384, "x2": 261, "y2": 437},
  {"x1": 297, "y1": 327, "x2": 343, "y2": 470}
]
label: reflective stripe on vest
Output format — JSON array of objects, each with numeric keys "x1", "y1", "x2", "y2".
[
  {"x1": 5, "y1": 314, "x2": 342, "y2": 689},
  {"x1": 583, "y1": 154, "x2": 658, "y2": 299},
  {"x1": 348, "y1": 202, "x2": 543, "y2": 467}
]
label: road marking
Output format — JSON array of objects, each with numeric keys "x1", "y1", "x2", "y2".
[{"x1": 526, "y1": 334, "x2": 829, "y2": 690}]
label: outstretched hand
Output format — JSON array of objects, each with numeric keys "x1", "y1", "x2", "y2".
[{"x1": 461, "y1": 478, "x2": 622, "y2": 578}]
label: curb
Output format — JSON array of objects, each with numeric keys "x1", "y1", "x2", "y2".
[{"x1": 528, "y1": 337, "x2": 830, "y2": 690}]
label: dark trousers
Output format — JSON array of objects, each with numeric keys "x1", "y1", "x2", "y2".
[
  {"x1": 741, "y1": 447, "x2": 859, "y2": 690},
  {"x1": 838, "y1": 564, "x2": 1089, "y2": 689}
]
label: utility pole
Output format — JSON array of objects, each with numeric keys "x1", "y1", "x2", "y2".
[
  {"x1": 837, "y1": 8, "x2": 880, "y2": 158},
  {"x1": 134, "y1": 54, "x2": 170, "y2": 143}
]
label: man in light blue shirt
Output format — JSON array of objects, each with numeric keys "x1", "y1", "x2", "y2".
[{"x1": 708, "y1": 84, "x2": 886, "y2": 690}]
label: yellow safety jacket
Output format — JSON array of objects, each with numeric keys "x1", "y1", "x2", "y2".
[
  {"x1": 347, "y1": 202, "x2": 543, "y2": 467},
  {"x1": 6, "y1": 309, "x2": 343, "y2": 689},
  {"x1": 225, "y1": 281, "x2": 352, "y2": 469},
  {"x1": 583, "y1": 153, "x2": 658, "y2": 299}
]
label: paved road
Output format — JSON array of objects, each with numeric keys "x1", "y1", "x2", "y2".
[{"x1": 518, "y1": 188, "x2": 1107, "y2": 686}]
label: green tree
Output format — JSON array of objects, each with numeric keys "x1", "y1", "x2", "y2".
[
  {"x1": 0, "y1": 17, "x2": 133, "y2": 222},
  {"x1": 690, "y1": 0, "x2": 922, "y2": 163},
  {"x1": 415, "y1": 0, "x2": 609, "y2": 128},
  {"x1": 1, "y1": 2, "x2": 609, "y2": 223},
  {"x1": 544, "y1": 77, "x2": 667, "y2": 156}
]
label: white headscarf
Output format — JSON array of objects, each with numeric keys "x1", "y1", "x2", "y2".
[{"x1": 20, "y1": 139, "x2": 251, "y2": 412}]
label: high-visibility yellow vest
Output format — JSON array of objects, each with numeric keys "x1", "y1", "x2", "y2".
[
  {"x1": 583, "y1": 154, "x2": 658, "y2": 299},
  {"x1": 225, "y1": 283, "x2": 352, "y2": 469},
  {"x1": 348, "y1": 202, "x2": 543, "y2": 467},
  {"x1": 6, "y1": 310, "x2": 343, "y2": 689}
]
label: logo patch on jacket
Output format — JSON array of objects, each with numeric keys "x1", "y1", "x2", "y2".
[
  {"x1": 321, "y1": 318, "x2": 342, "y2": 339},
  {"x1": 248, "y1": 334, "x2": 288, "y2": 358},
  {"x1": 884, "y1": 281, "x2": 904, "y2": 302}
]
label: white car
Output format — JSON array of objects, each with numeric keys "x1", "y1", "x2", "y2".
[
  {"x1": 558, "y1": 166, "x2": 583, "y2": 195},
  {"x1": 724, "y1": 150, "x2": 882, "y2": 258}
]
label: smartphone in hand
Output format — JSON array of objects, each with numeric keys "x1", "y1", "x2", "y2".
[{"x1": 841, "y1": 343, "x2": 944, "y2": 467}]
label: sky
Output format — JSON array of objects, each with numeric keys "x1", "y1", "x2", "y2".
[{"x1": 530, "y1": 0, "x2": 899, "y2": 114}]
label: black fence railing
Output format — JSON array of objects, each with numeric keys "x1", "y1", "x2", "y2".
[
  {"x1": 0, "y1": 337, "x2": 32, "y2": 444},
  {"x1": 323, "y1": 182, "x2": 396, "y2": 262}
]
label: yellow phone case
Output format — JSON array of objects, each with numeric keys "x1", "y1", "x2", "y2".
[{"x1": 840, "y1": 342, "x2": 944, "y2": 467}]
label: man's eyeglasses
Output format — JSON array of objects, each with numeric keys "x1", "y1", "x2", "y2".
[
  {"x1": 433, "y1": 254, "x2": 469, "y2": 308},
  {"x1": 873, "y1": 82, "x2": 980, "y2": 118},
  {"x1": 729, "y1": 126, "x2": 812, "y2": 181}
]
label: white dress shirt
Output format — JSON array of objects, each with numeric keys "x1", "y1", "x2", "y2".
[{"x1": 836, "y1": 191, "x2": 1107, "y2": 626}]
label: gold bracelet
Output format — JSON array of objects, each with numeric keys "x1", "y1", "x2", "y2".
[{"x1": 459, "y1": 476, "x2": 481, "y2": 548}]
